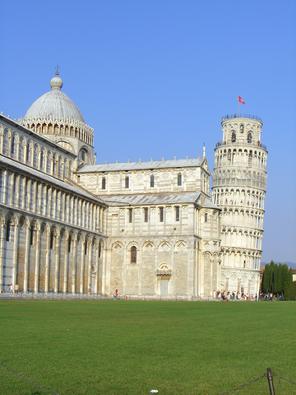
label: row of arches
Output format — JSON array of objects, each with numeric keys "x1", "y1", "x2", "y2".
[
  {"x1": 215, "y1": 147, "x2": 267, "y2": 169},
  {"x1": 221, "y1": 227, "x2": 263, "y2": 238},
  {"x1": 0, "y1": 210, "x2": 104, "y2": 294},
  {"x1": 23, "y1": 119, "x2": 93, "y2": 146},
  {"x1": 213, "y1": 171, "x2": 266, "y2": 190},
  {"x1": 212, "y1": 188, "x2": 265, "y2": 209},
  {"x1": 213, "y1": 187, "x2": 265, "y2": 197},
  {"x1": 0, "y1": 126, "x2": 74, "y2": 180},
  {"x1": 221, "y1": 227, "x2": 263, "y2": 251},
  {"x1": 220, "y1": 208, "x2": 264, "y2": 230},
  {"x1": 221, "y1": 249, "x2": 261, "y2": 271},
  {"x1": 214, "y1": 167, "x2": 266, "y2": 180},
  {"x1": 229, "y1": 130, "x2": 254, "y2": 143},
  {"x1": 223, "y1": 121, "x2": 261, "y2": 132},
  {"x1": 109, "y1": 238, "x2": 196, "y2": 297},
  {"x1": 221, "y1": 247, "x2": 261, "y2": 257},
  {"x1": 111, "y1": 239, "x2": 189, "y2": 252},
  {"x1": 0, "y1": 169, "x2": 105, "y2": 233}
]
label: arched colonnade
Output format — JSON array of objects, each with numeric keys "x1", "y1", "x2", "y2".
[{"x1": 0, "y1": 210, "x2": 105, "y2": 295}]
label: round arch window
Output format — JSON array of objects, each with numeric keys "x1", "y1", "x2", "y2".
[{"x1": 80, "y1": 149, "x2": 88, "y2": 162}]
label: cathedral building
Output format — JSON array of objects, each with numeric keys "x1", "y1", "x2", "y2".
[{"x1": 0, "y1": 72, "x2": 267, "y2": 298}]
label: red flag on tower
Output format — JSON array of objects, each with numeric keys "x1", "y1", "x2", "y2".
[{"x1": 238, "y1": 96, "x2": 245, "y2": 104}]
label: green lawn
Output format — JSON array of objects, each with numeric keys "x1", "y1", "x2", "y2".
[{"x1": 0, "y1": 300, "x2": 295, "y2": 395}]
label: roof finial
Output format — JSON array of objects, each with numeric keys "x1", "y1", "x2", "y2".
[
  {"x1": 50, "y1": 67, "x2": 63, "y2": 90},
  {"x1": 202, "y1": 143, "x2": 206, "y2": 158}
]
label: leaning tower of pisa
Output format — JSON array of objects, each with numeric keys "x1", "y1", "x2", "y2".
[{"x1": 212, "y1": 115, "x2": 267, "y2": 297}]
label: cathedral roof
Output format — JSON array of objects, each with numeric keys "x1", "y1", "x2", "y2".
[
  {"x1": 99, "y1": 191, "x2": 219, "y2": 209},
  {"x1": 23, "y1": 72, "x2": 85, "y2": 123},
  {"x1": 99, "y1": 192, "x2": 202, "y2": 206},
  {"x1": 79, "y1": 158, "x2": 204, "y2": 173}
]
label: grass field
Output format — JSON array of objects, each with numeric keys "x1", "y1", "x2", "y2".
[{"x1": 0, "y1": 300, "x2": 295, "y2": 395}]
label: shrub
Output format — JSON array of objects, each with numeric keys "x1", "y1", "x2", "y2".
[{"x1": 284, "y1": 282, "x2": 296, "y2": 301}]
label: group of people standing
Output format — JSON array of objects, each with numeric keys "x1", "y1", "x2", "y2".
[{"x1": 214, "y1": 290, "x2": 258, "y2": 301}]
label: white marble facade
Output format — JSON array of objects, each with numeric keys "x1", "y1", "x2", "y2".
[{"x1": 0, "y1": 73, "x2": 267, "y2": 298}]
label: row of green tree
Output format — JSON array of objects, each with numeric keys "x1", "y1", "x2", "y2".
[{"x1": 261, "y1": 261, "x2": 296, "y2": 300}]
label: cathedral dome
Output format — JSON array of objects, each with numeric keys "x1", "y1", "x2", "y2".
[{"x1": 23, "y1": 72, "x2": 85, "y2": 123}]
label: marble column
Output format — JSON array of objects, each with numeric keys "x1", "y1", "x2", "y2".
[
  {"x1": 23, "y1": 142, "x2": 28, "y2": 164},
  {"x1": 23, "y1": 218, "x2": 31, "y2": 293},
  {"x1": 12, "y1": 216, "x2": 20, "y2": 293},
  {"x1": 54, "y1": 227, "x2": 60, "y2": 293},
  {"x1": 87, "y1": 239, "x2": 93, "y2": 294},
  {"x1": 80, "y1": 235, "x2": 85, "y2": 294},
  {"x1": 43, "y1": 151, "x2": 48, "y2": 172},
  {"x1": 0, "y1": 128, "x2": 3, "y2": 154},
  {"x1": 0, "y1": 218, "x2": 6, "y2": 293},
  {"x1": 94, "y1": 239, "x2": 99, "y2": 294},
  {"x1": 44, "y1": 224, "x2": 51, "y2": 293},
  {"x1": 15, "y1": 136, "x2": 20, "y2": 160},
  {"x1": 26, "y1": 179, "x2": 32, "y2": 211},
  {"x1": 21, "y1": 177, "x2": 26, "y2": 210},
  {"x1": 33, "y1": 222, "x2": 41, "y2": 293},
  {"x1": 63, "y1": 230, "x2": 69, "y2": 293},
  {"x1": 71, "y1": 233, "x2": 77, "y2": 294},
  {"x1": 2, "y1": 170, "x2": 8, "y2": 204},
  {"x1": 9, "y1": 173, "x2": 15, "y2": 206},
  {"x1": 30, "y1": 144, "x2": 34, "y2": 166},
  {"x1": 15, "y1": 175, "x2": 20, "y2": 209}
]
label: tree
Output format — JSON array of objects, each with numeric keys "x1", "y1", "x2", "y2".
[
  {"x1": 262, "y1": 262, "x2": 271, "y2": 293},
  {"x1": 261, "y1": 261, "x2": 293, "y2": 297}
]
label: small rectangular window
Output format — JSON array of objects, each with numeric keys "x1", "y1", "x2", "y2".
[
  {"x1": 128, "y1": 208, "x2": 133, "y2": 223},
  {"x1": 30, "y1": 227, "x2": 34, "y2": 246},
  {"x1": 144, "y1": 207, "x2": 148, "y2": 222},
  {"x1": 205, "y1": 213, "x2": 208, "y2": 223},
  {"x1": 150, "y1": 174, "x2": 154, "y2": 188},
  {"x1": 6, "y1": 222, "x2": 10, "y2": 242},
  {"x1": 159, "y1": 207, "x2": 164, "y2": 222},
  {"x1": 175, "y1": 206, "x2": 180, "y2": 222},
  {"x1": 177, "y1": 173, "x2": 182, "y2": 186},
  {"x1": 26, "y1": 143, "x2": 30, "y2": 162},
  {"x1": 125, "y1": 176, "x2": 129, "y2": 189},
  {"x1": 131, "y1": 246, "x2": 137, "y2": 263},
  {"x1": 102, "y1": 177, "x2": 106, "y2": 190},
  {"x1": 11, "y1": 136, "x2": 15, "y2": 155},
  {"x1": 50, "y1": 232, "x2": 54, "y2": 250}
]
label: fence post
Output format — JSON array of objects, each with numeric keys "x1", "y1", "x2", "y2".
[{"x1": 267, "y1": 368, "x2": 276, "y2": 395}]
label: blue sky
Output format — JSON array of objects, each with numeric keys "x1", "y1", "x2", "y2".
[{"x1": 1, "y1": 0, "x2": 295, "y2": 262}]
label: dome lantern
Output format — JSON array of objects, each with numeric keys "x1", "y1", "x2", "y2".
[{"x1": 50, "y1": 73, "x2": 63, "y2": 90}]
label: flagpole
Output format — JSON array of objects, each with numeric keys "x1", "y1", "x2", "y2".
[{"x1": 237, "y1": 96, "x2": 245, "y2": 117}]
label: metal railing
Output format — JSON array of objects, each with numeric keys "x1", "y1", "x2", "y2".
[
  {"x1": 221, "y1": 113, "x2": 263, "y2": 123},
  {"x1": 215, "y1": 141, "x2": 267, "y2": 151}
]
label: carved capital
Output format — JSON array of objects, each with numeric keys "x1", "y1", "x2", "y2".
[
  {"x1": 24, "y1": 217, "x2": 31, "y2": 229},
  {"x1": 0, "y1": 217, "x2": 6, "y2": 228},
  {"x1": 54, "y1": 227, "x2": 61, "y2": 237},
  {"x1": 64, "y1": 229, "x2": 70, "y2": 240},
  {"x1": 34, "y1": 221, "x2": 41, "y2": 232},
  {"x1": 11, "y1": 215, "x2": 20, "y2": 227}
]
